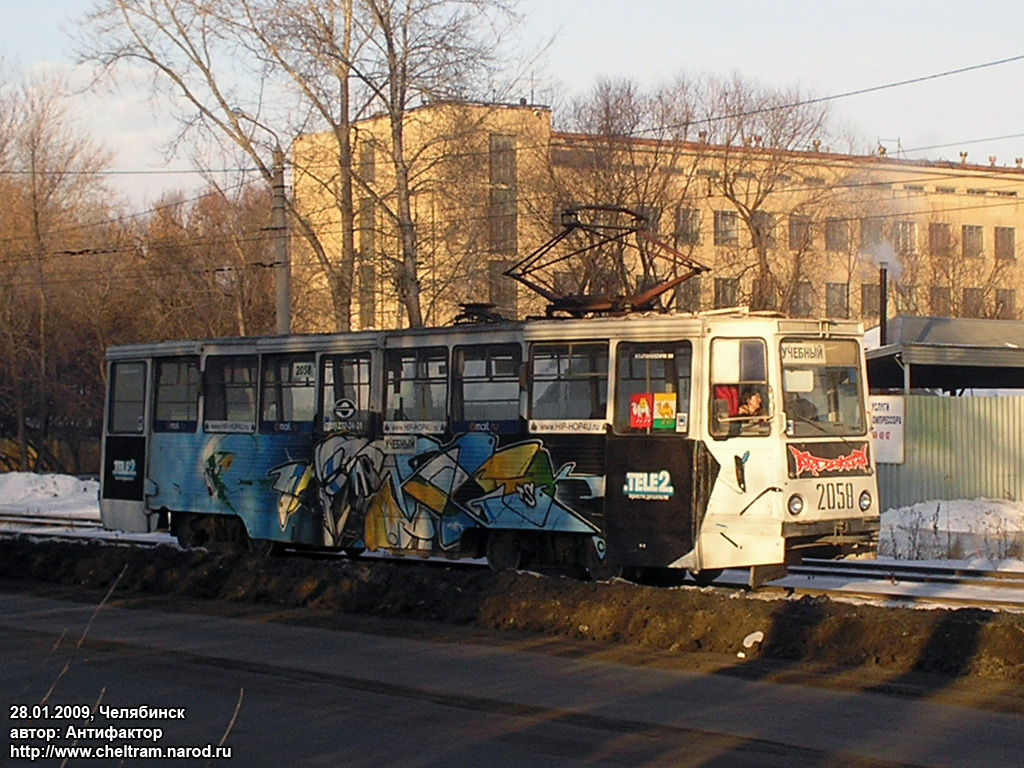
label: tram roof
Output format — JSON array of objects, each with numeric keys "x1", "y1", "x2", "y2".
[
  {"x1": 866, "y1": 315, "x2": 1024, "y2": 392},
  {"x1": 105, "y1": 309, "x2": 865, "y2": 360}
]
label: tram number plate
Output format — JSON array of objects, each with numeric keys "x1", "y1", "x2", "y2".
[{"x1": 816, "y1": 481, "x2": 855, "y2": 510}]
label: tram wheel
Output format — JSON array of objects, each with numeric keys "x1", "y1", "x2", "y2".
[
  {"x1": 689, "y1": 568, "x2": 723, "y2": 587},
  {"x1": 485, "y1": 531, "x2": 522, "y2": 572}
]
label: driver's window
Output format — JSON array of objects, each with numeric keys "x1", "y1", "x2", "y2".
[{"x1": 710, "y1": 338, "x2": 770, "y2": 438}]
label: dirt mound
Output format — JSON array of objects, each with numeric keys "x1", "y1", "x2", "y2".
[{"x1": 2, "y1": 536, "x2": 1023, "y2": 684}]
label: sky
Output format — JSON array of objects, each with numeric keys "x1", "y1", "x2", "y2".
[{"x1": 5, "y1": 1, "x2": 1024, "y2": 210}]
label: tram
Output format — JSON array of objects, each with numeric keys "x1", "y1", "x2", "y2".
[{"x1": 100, "y1": 310, "x2": 880, "y2": 586}]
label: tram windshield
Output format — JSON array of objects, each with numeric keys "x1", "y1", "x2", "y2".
[{"x1": 780, "y1": 338, "x2": 866, "y2": 438}]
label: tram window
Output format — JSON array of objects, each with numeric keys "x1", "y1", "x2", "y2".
[
  {"x1": 530, "y1": 342, "x2": 608, "y2": 421},
  {"x1": 614, "y1": 342, "x2": 692, "y2": 434},
  {"x1": 385, "y1": 347, "x2": 447, "y2": 426},
  {"x1": 203, "y1": 356, "x2": 257, "y2": 433},
  {"x1": 321, "y1": 353, "x2": 372, "y2": 433},
  {"x1": 154, "y1": 357, "x2": 199, "y2": 432},
  {"x1": 452, "y1": 343, "x2": 521, "y2": 429},
  {"x1": 260, "y1": 354, "x2": 317, "y2": 432},
  {"x1": 108, "y1": 361, "x2": 146, "y2": 434},
  {"x1": 709, "y1": 338, "x2": 770, "y2": 438}
]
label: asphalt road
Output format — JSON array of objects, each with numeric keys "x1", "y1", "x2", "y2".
[{"x1": 2, "y1": 591, "x2": 1022, "y2": 768}]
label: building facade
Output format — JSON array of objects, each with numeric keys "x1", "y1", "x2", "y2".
[{"x1": 292, "y1": 102, "x2": 1024, "y2": 331}]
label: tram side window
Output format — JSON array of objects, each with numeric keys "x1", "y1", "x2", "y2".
[
  {"x1": 385, "y1": 347, "x2": 447, "y2": 429},
  {"x1": 709, "y1": 338, "x2": 770, "y2": 438},
  {"x1": 203, "y1": 356, "x2": 257, "y2": 433},
  {"x1": 261, "y1": 354, "x2": 317, "y2": 432},
  {"x1": 530, "y1": 342, "x2": 608, "y2": 421},
  {"x1": 614, "y1": 342, "x2": 692, "y2": 434},
  {"x1": 154, "y1": 357, "x2": 199, "y2": 432},
  {"x1": 321, "y1": 353, "x2": 372, "y2": 433},
  {"x1": 108, "y1": 361, "x2": 146, "y2": 434},
  {"x1": 452, "y1": 343, "x2": 521, "y2": 431}
]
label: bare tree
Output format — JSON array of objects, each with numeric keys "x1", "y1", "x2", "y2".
[
  {"x1": 531, "y1": 77, "x2": 703, "y2": 307},
  {"x1": 79, "y1": 0, "x2": 524, "y2": 331},
  {"x1": 0, "y1": 70, "x2": 115, "y2": 470},
  {"x1": 696, "y1": 75, "x2": 836, "y2": 311}
]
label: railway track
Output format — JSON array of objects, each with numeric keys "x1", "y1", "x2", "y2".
[
  {"x1": 0, "y1": 511, "x2": 102, "y2": 530},
  {"x1": 2, "y1": 516, "x2": 1023, "y2": 610}
]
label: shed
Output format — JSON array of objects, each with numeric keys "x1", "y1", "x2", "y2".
[{"x1": 866, "y1": 315, "x2": 1024, "y2": 392}]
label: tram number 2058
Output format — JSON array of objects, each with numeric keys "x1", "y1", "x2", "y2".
[{"x1": 816, "y1": 481, "x2": 855, "y2": 510}]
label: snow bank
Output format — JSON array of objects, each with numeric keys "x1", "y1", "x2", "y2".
[
  {"x1": 0, "y1": 472, "x2": 100, "y2": 519},
  {"x1": 879, "y1": 498, "x2": 1024, "y2": 566}
]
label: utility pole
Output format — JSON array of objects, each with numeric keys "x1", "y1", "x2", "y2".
[{"x1": 272, "y1": 146, "x2": 291, "y2": 335}]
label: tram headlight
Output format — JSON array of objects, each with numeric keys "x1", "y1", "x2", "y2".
[
  {"x1": 787, "y1": 494, "x2": 804, "y2": 516},
  {"x1": 859, "y1": 490, "x2": 873, "y2": 511}
]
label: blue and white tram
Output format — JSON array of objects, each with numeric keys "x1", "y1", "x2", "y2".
[{"x1": 100, "y1": 311, "x2": 880, "y2": 585}]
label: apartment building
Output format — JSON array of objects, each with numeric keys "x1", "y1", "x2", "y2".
[{"x1": 292, "y1": 101, "x2": 1024, "y2": 330}]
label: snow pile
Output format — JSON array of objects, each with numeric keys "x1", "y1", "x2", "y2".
[
  {"x1": 0, "y1": 472, "x2": 100, "y2": 519},
  {"x1": 879, "y1": 498, "x2": 1024, "y2": 566}
]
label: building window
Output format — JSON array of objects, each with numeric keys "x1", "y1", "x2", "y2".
[
  {"x1": 714, "y1": 210, "x2": 739, "y2": 246},
  {"x1": 674, "y1": 207, "x2": 701, "y2": 246},
  {"x1": 489, "y1": 133, "x2": 515, "y2": 186},
  {"x1": 357, "y1": 142, "x2": 375, "y2": 182},
  {"x1": 488, "y1": 133, "x2": 517, "y2": 255},
  {"x1": 995, "y1": 227, "x2": 1016, "y2": 260},
  {"x1": 825, "y1": 218, "x2": 849, "y2": 252},
  {"x1": 639, "y1": 205, "x2": 661, "y2": 235},
  {"x1": 861, "y1": 283, "x2": 880, "y2": 318},
  {"x1": 928, "y1": 222, "x2": 951, "y2": 256},
  {"x1": 962, "y1": 288, "x2": 985, "y2": 318},
  {"x1": 792, "y1": 281, "x2": 814, "y2": 318},
  {"x1": 488, "y1": 259, "x2": 517, "y2": 319},
  {"x1": 997, "y1": 289, "x2": 1016, "y2": 319},
  {"x1": 929, "y1": 286, "x2": 951, "y2": 316},
  {"x1": 714, "y1": 277, "x2": 739, "y2": 308},
  {"x1": 962, "y1": 225, "x2": 984, "y2": 258},
  {"x1": 488, "y1": 186, "x2": 517, "y2": 254},
  {"x1": 358, "y1": 263, "x2": 376, "y2": 329},
  {"x1": 750, "y1": 211, "x2": 776, "y2": 249},
  {"x1": 893, "y1": 220, "x2": 917, "y2": 254},
  {"x1": 789, "y1": 214, "x2": 811, "y2": 251},
  {"x1": 358, "y1": 198, "x2": 376, "y2": 329},
  {"x1": 895, "y1": 282, "x2": 918, "y2": 315},
  {"x1": 675, "y1": 275, "x2": 701, "y2": 312},
  {"x1": 826, "y1": 283, "x2": 849, "y2": 318},
  {"x1": 861, "y1": 219, "x2": 884, "y2": 249},
  {"x1": 359, "y1": 198, "x2": 375, "y2": 259}
]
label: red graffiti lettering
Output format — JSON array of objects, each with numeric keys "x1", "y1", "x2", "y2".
[{"x1": 788, "y1": 445, "x2": 869, "y2": 478}]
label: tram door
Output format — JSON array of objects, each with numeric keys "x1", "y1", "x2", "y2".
[
  {"x1": 100, "y1": 360, "x2": 153, "y2": 532},
  {"x1": 603, "y1": 341, "x2": 696, "y2": 567}
]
